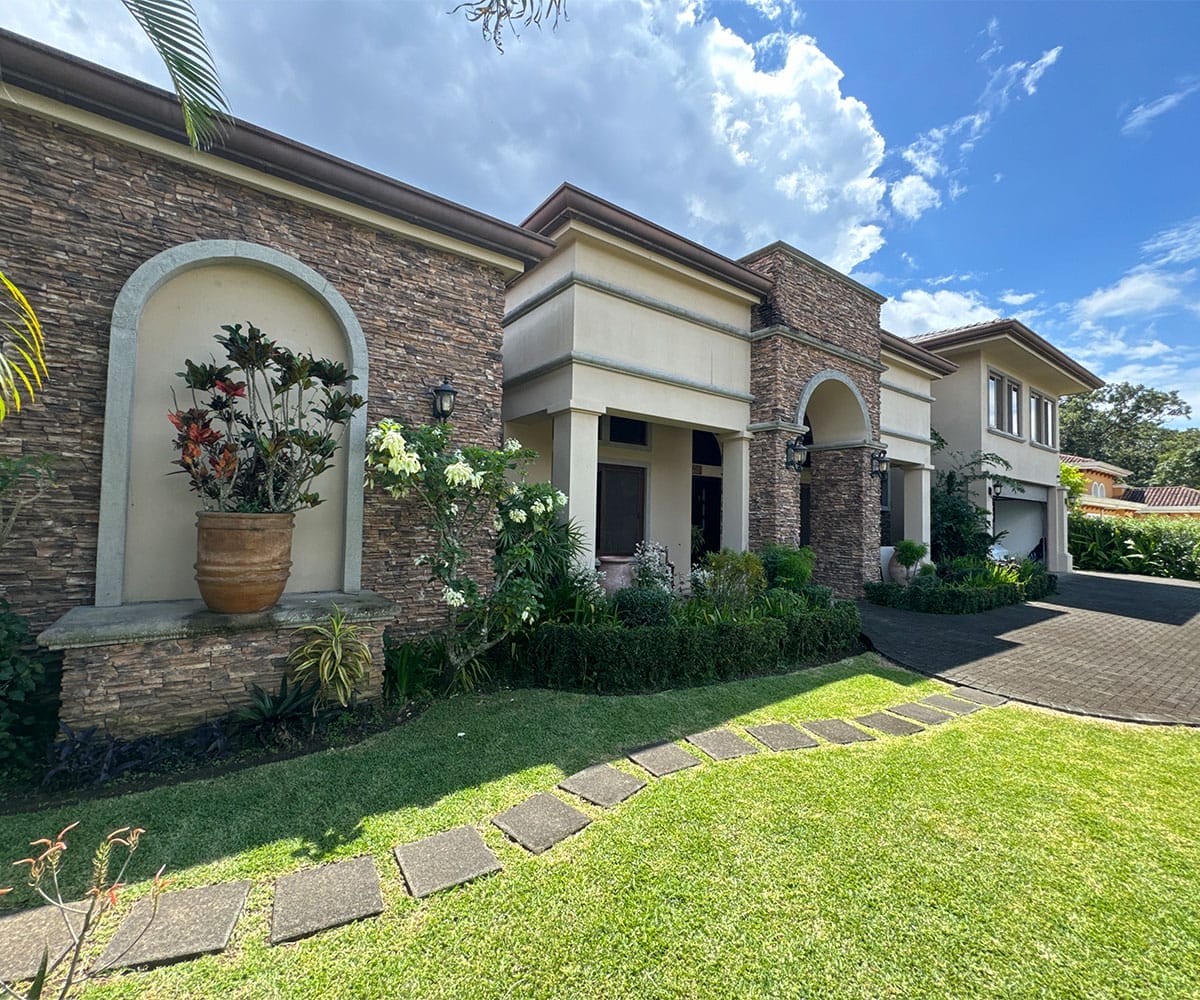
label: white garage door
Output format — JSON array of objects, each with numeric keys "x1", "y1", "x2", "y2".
[{"x1": 994, "y1": 499, "x2": 1046, "y2": 561}]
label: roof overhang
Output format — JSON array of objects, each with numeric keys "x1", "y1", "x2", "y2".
[
  {"x1": 880, "y1": 330, "x2": 958, "y2": 377},
  {"x1": 1063, "y1": 456, "x2": 1134, "y2": 479}
]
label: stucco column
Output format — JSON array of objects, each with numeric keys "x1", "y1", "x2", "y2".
[
  {"x1": 719, "y1": 431, "x2": 752, "y2": 552},
  {"x1": 551, "y1": 407, "x2": 601, "y2": 570},
  {"x1": 1045, "y1": 485, "x2": 1072, "y2": 574},
  {"x1": 902, "y1": 465, "x2": 932, "y2": 550}
]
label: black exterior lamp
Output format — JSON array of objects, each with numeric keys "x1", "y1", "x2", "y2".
[
  {"x1": 988, "y1": 480, "x2": 1004, "y2": 499},
  {"x1": 870, "y1": 450, "x2": 890, "y2": 479},
  {"x1": 784, "y1": 435, "x2": 808, "y2": 473},
  {"x1": 431, "y1": 375, "x2": 458, "y2": 421}
]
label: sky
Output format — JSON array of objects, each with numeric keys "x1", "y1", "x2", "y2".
[{"x1": 5, "y1": 0, "x2": 1199, "y2": 426}]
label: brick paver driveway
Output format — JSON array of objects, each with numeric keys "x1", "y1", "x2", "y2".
[{"x1": 859, "y1": 570, "x2": 1200, "y2": 724}]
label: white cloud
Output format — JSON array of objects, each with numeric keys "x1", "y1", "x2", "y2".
[
  {"x1": 1121, "y1": 80, "x2": 1200, "y2": 136},
  {"x1": 889, "y1": 174, "x2": 941, "y2": 221},
  {"x1": 1074, "y1": 269, "x2": 1193, "y2": 321},
  {"x1": 928, "y1": 272, "x2": 977, "y2": 286},
  {"x1": 881, "y1": 289, "x2": 997, "y2": 337},
  {"x1": 1021, "y1": 46, "x2": 1062, "y2": 95},
  {"x1": 1142, "y1": 216, "x2": 1200, "y2": 267},
  {"x1": 999, "y1": 290, "x2": 1037, "y2": 306},
  {"x1": 2, "y1": 0, "x2": 897, "y2": 273}
]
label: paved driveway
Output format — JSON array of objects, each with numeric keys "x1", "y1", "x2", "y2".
[{"x1": 859, "y1": 570, "x2": 1200, "y2": 725}]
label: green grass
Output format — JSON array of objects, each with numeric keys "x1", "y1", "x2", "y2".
[{"x1": 2, "y1": 654, "x2": 1198, "y2": 999}]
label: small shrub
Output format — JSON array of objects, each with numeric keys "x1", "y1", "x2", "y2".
[
  {"x1": 613, "y1": 586, "x2": 674, "y2": 627},
  {"x1": 630, "y1": 539, "x2": 674, "y2": 591},
  {"x1": 0, "y1": 601, "x2": 45, "y2": 774},
  {"x1": 893, "y1": 539, "x2": 928, "y2": 584},
  {"x1": 758, "y1": 543, "x2": 816, "y2": 591},
  {"x1": 383, "y1": 637, "x2": 444, "y2": 704},
  {"x1": 693, "y1": 549, "x2": 766, "y2": 614},
  {"x1": 288, "y1": 605, "x2": 374, "y2": 711},
  {"x1": 239, "y1": 676, "x2": 320, "y2": 744}
]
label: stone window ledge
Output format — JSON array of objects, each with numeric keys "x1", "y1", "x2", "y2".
[{"x1": 38, "y1": 591, "x2": 397, "y2": 651}]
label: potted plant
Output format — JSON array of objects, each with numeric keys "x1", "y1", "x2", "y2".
[
  {"x1": 167, "y1": 322, "x2": 364, "y2": 613},
  {"x1": 888, "y1": 538, "x2": 930, "y2": 586}
]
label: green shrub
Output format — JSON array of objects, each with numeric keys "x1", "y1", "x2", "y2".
[
  {"x1": 864, "y1": 580, "x2": 1023, "y2": 614},
  {"x1": 692, "y1": 549, "x2": 766, "y2": 614},
  {"x1": 512, "y1": 604, "x2": 860, "y2": 694},
  {"x1": 0, "y1": 601, "x2": 46, "y2": 773},
  {"x1": 612, "y1": 586, "x2": 674, "y2": 627},
  {"x1": 1069, "y1": 511, "x2": 1200, "y2": 581},
  {"x1": 758, "y1": 543, "x2": 816, "y2": 591},
  {"x1": 794, "y1": 583, "x2": 834, "y2": 609},
  {"x1": 288, "y1": 605, "x2": 373, "y2": 710},
  {"x1": 383, "y1": 636, "x2": 445, "y2": 703}
]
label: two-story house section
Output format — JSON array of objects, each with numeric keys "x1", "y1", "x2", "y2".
[{"x1": 912, "y1": 319, "x2": 1103, "y2": 573}]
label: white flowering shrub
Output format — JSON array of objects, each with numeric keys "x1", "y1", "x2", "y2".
[
  {"x1": 366, "y1": 420, "x2": 576, "y2": 690},
  {"x1": 630, "y1": 539, "x2": 675, "y2": 591}
]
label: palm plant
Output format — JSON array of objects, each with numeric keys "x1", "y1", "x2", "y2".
[{"x1": 0, "y1": 271, "x2": 47, "y2": 425}]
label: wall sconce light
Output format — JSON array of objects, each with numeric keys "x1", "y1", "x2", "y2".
[
  {"x1": 431, "y1": 375, "x2": 458, "y2": 422},
  {"x1": 870, "y1": 451, "x2": 890, "y2": 479},
  {"x1": 784, "y1": 435, "x2": 808, "y2": 473},
  {"x1": 988, "y1": 481, "x2": 1004, "y2": 499}
]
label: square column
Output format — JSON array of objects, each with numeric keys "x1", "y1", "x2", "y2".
[
  {"x1": 901, "y1": 465, "x2": 932, "y2": 550},
  {"x1": 551, "y1": 408, "x2": 601, "y2": 570},
  {"x1": 719, "y1": 431, "x2": 752, "y2": 552},
  {"x1": 1045, "y1": 485, "x2": 1072, "y2": 574}
]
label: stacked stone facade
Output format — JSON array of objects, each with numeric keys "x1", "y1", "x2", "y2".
[
  {"x1": 0, "y1": 105, "x2": 506, "y2": 634},
  {"x1": 743, "y1": 245, "x2": 884, "y2": 597}
]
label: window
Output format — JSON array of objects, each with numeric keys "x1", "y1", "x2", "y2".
[
  {"x1": 599, "y1": 415, "x2": 649, "y2": 447},
  {"x1": 596, "y1": 464, "x2": 646, "y2": 556},
  {"x1": 1029, "y1": 390, "x2": 1055, "y2": 446},
  {"x1": 988, "y1": 370, "x2": 1023, "y2": 436},
  {"x1": 1091, "y1": 481, "x2": 1106, "y2": 498}
]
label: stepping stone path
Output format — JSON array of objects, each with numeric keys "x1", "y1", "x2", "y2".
[
  {"x1": 270, "y1": 856, "x2": 383, "y2": 945},
  {"x1": 855, "y1": 711, "x2": 924, "y2": 737},
  {"x1": 394, "y1": 825, "x2": 502, "y2": 899},
  {"x1": 0, "y1": 903, "x2": 84, "y2": 982},
  {"x1": 628, "y1": 741, "x2": 701, "y2": 777},
  {"x1": 801, "y1": 719, "x2": 875, "y2": 745},
  {"x1": 889, "y1": 701, "x2": 955, "y2": 726},
  {"x1": 745, "y1": 722, "x2": 819, "y2": 751},
  {"x1": 559, "y1": 763, "x2": 646, "y2": 808},
  {"x1": 98, "y1": 881, "x2": 250, "y2": 972},
  {"x1": 922, "y1": 694, "x2": 982, "y2": 716},
  {"x1": 686, "y1": 728, "x2": 760, "y2": 761},
  {"x1": 0, "y1": 684, "x2": 1007, "y2": 985},
  {"x1": 493, "y1": 792, "x2": 591, "y2": 854}
]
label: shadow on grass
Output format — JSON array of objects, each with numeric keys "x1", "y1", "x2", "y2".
[{"x1": 0, "y1": 656, "x2": 931, "y2": 907}]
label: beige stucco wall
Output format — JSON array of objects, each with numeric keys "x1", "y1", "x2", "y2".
[
  {"x1": 127, "y1": 263, "x2": 347, "y2": 602},
  {"x1": 880, "y1": 354, "x2": 936, "y2": 466}
]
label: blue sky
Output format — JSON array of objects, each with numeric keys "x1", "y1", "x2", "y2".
[{"x1": 6, "y1": 1, "x2": 1198, "y2": 424}]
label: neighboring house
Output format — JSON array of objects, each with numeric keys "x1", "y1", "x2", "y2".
[
  {"x1": 913, "y1": 320, "x2": 1104, "y2": 572},
  {"x1": 1063, "y1": 456, "x2": 1200, "y2": 519},
  {"x1": 503, "y1": 185, "x2": 954, "y2": 597}
]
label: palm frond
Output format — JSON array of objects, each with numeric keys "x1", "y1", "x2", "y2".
[
  {"x1": 122, "y1": 0, "x2": 231, "y2": 150},
  {"x1": 0, "y1": 270, "x2": 48, "y2": 423}
]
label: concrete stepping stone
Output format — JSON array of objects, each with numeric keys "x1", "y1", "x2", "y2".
[
  {"x1": 745, "y1": 722, "x2": 819, "y2": 751},
  {"x1": 98, "y1": 881, "x2": 250, "y2": 972},
  {"x1": 0, "y1": 903, "x2": 85, "y2": 983},
  {"x1": 890, "y1": 702, "x2": 953, "y2": 726},
  {"x1": 800, "y1": 719, "x2": 875, "y2": 744},
  {"x1": 922, "y1": 694, "x2": 982, "y2": 716},
  {"x1": 493, "y1": 792, "x2": 591, "y2": 855},
  {"x1": 628, "y1": 742, "x2": 701, "y2": 777},
  {"x1": 949, "y1": 686, "x2": 1009, "y2": 708},
  {"x1": 559, "y1": 763, "x2": 646, "y2": 808},
  {"x1": 270, "y1": 856, "x2": 383, "y2": 945},
  {"x1": 855, "y1": 712, "x2": 924, "y2": 737},
  {"x1": 394, "y1": 826, "x2": 501, "y2": 899},
  {"x1": 686, "y1": 728, "x2": 760, "y2": 761}
]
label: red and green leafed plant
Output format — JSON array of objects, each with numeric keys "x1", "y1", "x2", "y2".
[
  {"x1": 2, "y1": 823, "x2": 169, "y2": 999},
  {"x1": 167, "y1": 322, "x2": 364, "y2": 514}
]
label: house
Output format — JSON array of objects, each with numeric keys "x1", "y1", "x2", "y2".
[
  {"x1": 1063, "y1": 456, "x2": 1200, "y2": 519},
  {"x1": 912, "y1": 320, "x2": 1104, "y2": 571}
]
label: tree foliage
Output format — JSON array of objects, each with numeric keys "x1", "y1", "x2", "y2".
[
  {"x1": 1059, "y1": 382, "x2": 1192, "y2": 485},
  {"x1": 453, "y1": 0, "x2": 568, "y2": 51},
  {"x1": 1058, "y1": 461, "x2": 1087, "y2": 509},
  {"x1": 1150, "y1": 428, "x2": 1200, "y2": 489}
]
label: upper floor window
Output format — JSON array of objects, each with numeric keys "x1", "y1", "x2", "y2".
[
  {"x1": 1029, "y1": 390, "x2": 1056, "y2": 447},
  {"x1": 1091, "y1": 481, "x2": 1106, "y2": 498},
  {"x1": 988, "y1": 370, "x2": 1022, "y2": 436}
]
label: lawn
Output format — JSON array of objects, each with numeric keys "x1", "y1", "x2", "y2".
[{"x1": 2, "y1": 654, "x2": 1197, "y2": 999}]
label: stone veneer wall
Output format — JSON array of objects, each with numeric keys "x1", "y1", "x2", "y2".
[
  {"x1": 744, "y1": 246, "x2": 883, "y2": 597},
  {"x1": 58, "y1": 627, "x2": 387, "y2": 739},
  {"x1": 0, "y1": 105, "x2": 506, "y2": 636}
]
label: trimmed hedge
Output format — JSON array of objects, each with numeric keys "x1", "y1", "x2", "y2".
[
  {"x1": 612, "y1": 586, "x2": 673, "y2": 627},
  {"x1": 510, "y1": 602, "x2": 862, "y2": 694},
  {"x1": 864, "y1": 580, "x2": 1026, "y2": 614},
  {"x1": 1069, "y1": 511, "x2": 1200, "y2": 581},
  {"x1": 0, "y1": 602, "x2": 46, "y2": 774}
]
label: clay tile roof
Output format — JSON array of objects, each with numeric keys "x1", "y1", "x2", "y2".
[
  {"x1": 1060, "y1": 455, "x2": 1134, "y2": 478},
  {"x1": 1119, "y1": 485, "x2": 1200, "y2": 507}
]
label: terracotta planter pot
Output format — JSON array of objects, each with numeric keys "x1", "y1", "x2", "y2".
[{"x1": 195, "y1": 511, "x2": 295, "y2": 614}]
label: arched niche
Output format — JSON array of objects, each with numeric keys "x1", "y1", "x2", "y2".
[
  {"x1": 794, "y1": 369, "x2": 872, "y2": 446},
  {"x1": 96, "y1": 241, "x2": 367, "y2": 607}
]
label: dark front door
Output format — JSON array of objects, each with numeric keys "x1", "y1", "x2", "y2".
[
  {"x1": 691, "y1": 476, "x2": 721, "y2": 559},
  {"x1": 597, "y1": 464, "x2": 646, "y2": 556}
]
